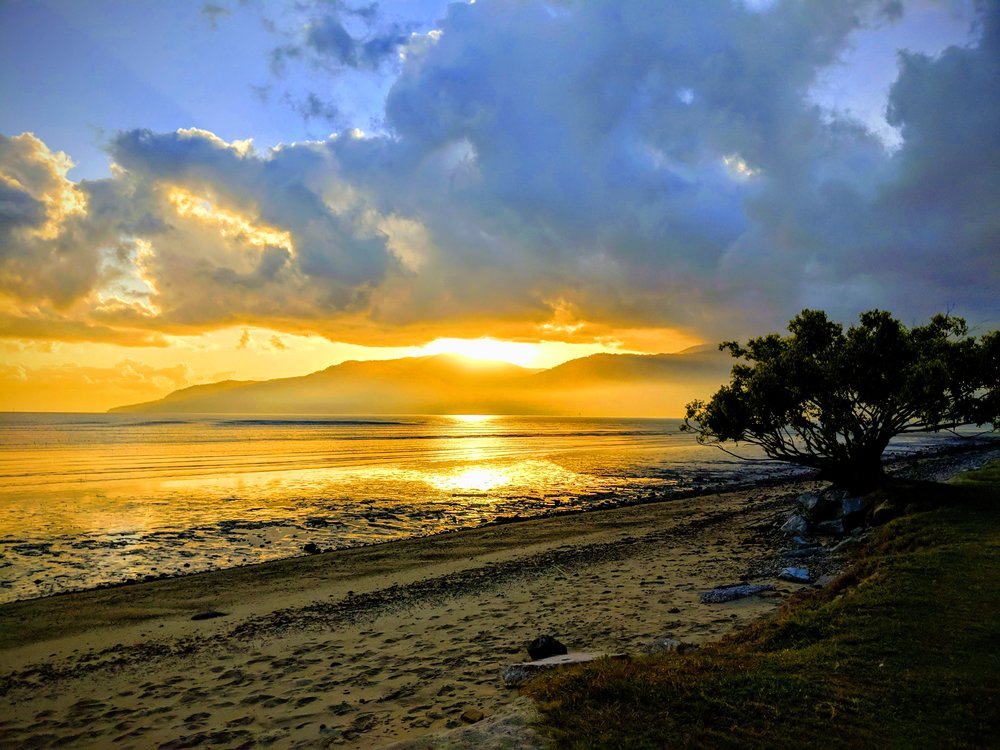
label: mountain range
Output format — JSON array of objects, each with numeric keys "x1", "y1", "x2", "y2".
[{"x1": 110, "y1": 346, "x2": 733, "y2": 417}]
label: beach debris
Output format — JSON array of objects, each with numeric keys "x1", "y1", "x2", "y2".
[
  {"x1": 699, "y1": 584, "x2": 775, "y2": 603},
  {"x1": 502, "y1": 652, "x2": 624, "y2": 688},
  {"x1": 190, "y1": 610, "x2": 228, "y2": 621},
  {"x1": 461, "y1": 708, "x2": 485, "y2": 724},
  {"x1": 645, "y1": 637, "x2": 700, "y2": 655},
  {"x1": 527, "y1": 634, "x2": 567, "y2": 660},
  {"x1": 779, "y1": 566, "x2": 811, "y2": 583},
  {"x1": 302, "y1": 542, "x2": 321, "y2": 554}
]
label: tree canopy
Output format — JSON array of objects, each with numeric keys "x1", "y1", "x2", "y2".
[{"x1": 683, "y1": 309, "x2": 999, "y2": 493}]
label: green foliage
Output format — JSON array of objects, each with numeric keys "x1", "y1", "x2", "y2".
[
  {"x1": 527, "y1": 471, "x2": 1000, "y2": 748},
  {"x1": 684, "y1": 309, "x2": 999, "y2": 491}
]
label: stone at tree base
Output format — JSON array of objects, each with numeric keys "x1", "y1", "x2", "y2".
[
  {"x1": 526, "y1": 634, "x2": 567, "y2": 660},
  {"x1": 502, "y1": 653, "x2": 623, "y2": 688},
  {"x1": 780, "y1": 514, "x2": 809, "y2": 535},
  {"x1": 815, "y1": 519, "x2": 845, "y2": 537},
  {"x1": 699, "y1": 584, "x2": 775, "y2": 603},
  {"x1": 796, "y1": 490, "x2": 840, "y2": 521},
  {"x1": 778, "y1": 566, "x2": 811, "y2": 583},
  {"x1": 840, "y1": 495, "x2": 869, "y2": 530}
]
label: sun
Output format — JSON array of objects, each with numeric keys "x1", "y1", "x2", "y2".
[{"x1": 420, "y1": 337, "x2": 540, "y2": 367}]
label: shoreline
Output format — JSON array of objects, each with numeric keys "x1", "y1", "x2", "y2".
[
  {"x1": 2, "y1": 443, "x2": 998, "y2": 749},
  {"x1": 4, "y1": 436, "x2": 991, "y2": 610}
]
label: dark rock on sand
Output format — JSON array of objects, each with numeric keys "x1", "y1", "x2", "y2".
[
  {"x1": 190, "y1": 611, "x2": 228, "y2": 621},
  {"x1": 527, "y1": 635, "x2": 567, "y2": 660},
  {"x1": 780, "y1": 513, "x2": 809, "y2": 535},
  {"x1": 778, "y1": 566, "x2": 811, "y2": 583},
  {"x1": 302, "y1": 542, "x2": 321, "y2": 554},
  {"x1": 796, "y1": 491, "x2": 840, "y2": 522},
  {"x1": 700, "y1": 584, "x2": 775, "y2": 603}
]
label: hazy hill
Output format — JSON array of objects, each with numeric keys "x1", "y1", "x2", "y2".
[{"x1": 110, "y1": 349, "x2": 733, "y2": 417}]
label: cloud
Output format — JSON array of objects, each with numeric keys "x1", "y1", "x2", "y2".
[
  {"x1": 201, "y1": 3, "x2": 230, "y2": 31},
  {"x1": 0, "y1": 359, "x2": 189, "y2": 411},
  {"x1": 298, "y1": 2, "x2": 414, "y2": 71},
  {"x1": 1, "y1": 0, "x2": 997, "y2": 351}
]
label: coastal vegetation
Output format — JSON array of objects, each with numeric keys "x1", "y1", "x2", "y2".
[
  {"x1": 526, "y1": 461, "x2": 1000, "y2": 748},
  {"x1": 684, "y1": 310, "x2": 1000, "y2": 493}
]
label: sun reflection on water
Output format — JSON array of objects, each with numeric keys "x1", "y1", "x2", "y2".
[{"x1": 430, "y1": 466, "x2": 513, "y2": 493}]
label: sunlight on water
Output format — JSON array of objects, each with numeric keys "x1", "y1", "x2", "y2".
[
  {"x1": 11, "y1": 412, "x2": 970, "y2": 602},
  {"x1": 430, "y1": 467, "x2": 513, "y2": 493}
]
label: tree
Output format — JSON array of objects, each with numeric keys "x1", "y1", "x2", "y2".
[{"x1": 683, "y1": 309, "x2": 999, "y2": 493}]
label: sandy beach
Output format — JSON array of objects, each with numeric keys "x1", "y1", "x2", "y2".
[{"x1": 1, "y1": 446, "x2": 996, "y2": 749}]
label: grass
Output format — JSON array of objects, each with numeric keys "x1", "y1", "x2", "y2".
[{"x1": 525, "y1": 462, "x2": 1000, "y2": 749}]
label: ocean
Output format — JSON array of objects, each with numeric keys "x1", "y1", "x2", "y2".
[{"x1": 0, "y1": 412, "x2": 972, "y2": 603}]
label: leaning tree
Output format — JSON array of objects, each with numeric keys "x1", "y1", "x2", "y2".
[{"x1": 683, "y1": 309, "x2": 999, "y2": 493}]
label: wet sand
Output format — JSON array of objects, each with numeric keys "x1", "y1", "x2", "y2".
[{"x1": 1, "y1": 445, "x2": 996, "y2": 749}]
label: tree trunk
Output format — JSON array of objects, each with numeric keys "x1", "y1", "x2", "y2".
[{"x1": 820, "y1": 449, "x2": 886, "y2": 495}]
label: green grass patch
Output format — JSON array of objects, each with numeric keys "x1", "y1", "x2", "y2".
[{"x1": 526, "y1": 463, "x2": 1000, "y2": 749}]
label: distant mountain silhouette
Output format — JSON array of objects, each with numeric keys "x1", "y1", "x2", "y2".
[{"x1": 110, "y1": 349, "x2": 733, "y2": 417}]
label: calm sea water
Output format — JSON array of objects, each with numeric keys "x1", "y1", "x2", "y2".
[{"x1": 0, "y1": 413, "x2": 971, "y2": 602}]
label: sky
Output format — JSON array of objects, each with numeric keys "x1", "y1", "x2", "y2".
[{"x1": 0, "y1": 0, "x2": 997, "y2": 411}]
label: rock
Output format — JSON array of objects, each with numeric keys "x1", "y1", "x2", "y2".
[
  {"x1": 461, "y1": 708, "x2": 485, "y2": 724},
  {"x1": 796, "y1": 491, "x2": 840, "y2": 521},
  {"x1": 302, "y1": 542, "x2": 321, "y2": 554},
  {"x1": 527, "y1": 635, "x2": 567, "y2": 661},
  {"x1": 840, "y1": 495, "x2": 869, "y2": 530},
  {"x1": 502, "y1": 652, "x2": 621, "y2": 688},
  {"x1": 814, "y1": 574, "x2": 837, "y2": 587},
  {"x1": 796, "y1": 491, "x2": 822, "y2": 512},
  {"x1": 870, "y1": 501, "x2": 899, "y2": 526},
  {"x1": 780, "y1": 513, "x2": 809, "y2": 535},
  {"x1": 815, "y1": 519, "x2": 845, "y2": 537},
  {"x1": 646, "y1": 637, "x2": 679, "y2": 653},
  {"x1": 778, "y1": 567, "x2": 811, "y2": 583},
  {"x1": 646, "y1": 637, "x2": 699, "y2": 655},
  {"x1": 699, "y1": 584, "x2": 775, "y2": 603},
  {"x1": 191, "y1": 610, "x2": 227, "y2": 621}
]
